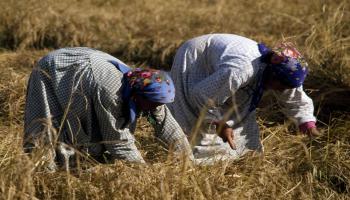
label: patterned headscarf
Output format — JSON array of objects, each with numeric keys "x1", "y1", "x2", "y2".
[
  {"x1": 249, "y1": 42, "x2": 309, "y2": 111},
  {"x1": 109, "y1": 60, "x2": 175, "y2": 123},
  {"x1": 124, "y1": 68, "x2": 175, "y2": 103},
  {"x1": 261, "y1": 42, "x2": 309, "y2": 87}
]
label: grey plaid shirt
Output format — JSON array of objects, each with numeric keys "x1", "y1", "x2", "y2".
[{"x1": 24, "y1": 47, "x2": 192, "y2": 164}]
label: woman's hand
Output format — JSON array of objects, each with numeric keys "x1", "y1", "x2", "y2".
[
  {"x1": 305, "y1": 127, "x2": 322, "y2": 137},
  {"x1": 214, "y1": 121, "x2": 236, "y2": 149},
  {"x1": 299, "y1": 122, "x2": 321, "y2": 138}
]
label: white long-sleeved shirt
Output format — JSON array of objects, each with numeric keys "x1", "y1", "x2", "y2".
[{"x1": 168, "y1": 34, "x2": 316, "y2": 162}]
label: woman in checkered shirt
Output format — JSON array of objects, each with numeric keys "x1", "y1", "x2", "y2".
[
  {"x1": 24, "y1": 47, "x2": 193, "y2": 170},
  {"x1": 168, "y1": 34, "x2": 320, "y2": 164}
]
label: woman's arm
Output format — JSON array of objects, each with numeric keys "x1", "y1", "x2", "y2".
[
  {"x1": 148, "y1": 105, "x2": 194, "y2": 160},
  {"x1": 91, "y1": 60, "x2": 145, "y2": 163},
  {"x1": 273, "y1": 86, "x2": 320, "y2": 135}
]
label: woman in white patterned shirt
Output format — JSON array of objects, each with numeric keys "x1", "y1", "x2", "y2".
[
  {"x1": 168, "y1": 34, "x2": 320, "y2": 164},
  {"x1": 24, "y1": 47, "x2": 193, "y2": 170}
]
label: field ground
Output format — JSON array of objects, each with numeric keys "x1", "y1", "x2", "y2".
[{"x1": 0, "y1": 0, "x2": 349, "y2": 199}]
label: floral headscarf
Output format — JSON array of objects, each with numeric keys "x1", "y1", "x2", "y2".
[
  {"x1": 109, "y1": 60, "x2": 175, "y2": 123},
  {"x1": 260, "y1": 42, "x2": 309, "y2": 87},
  {"x1": 249, "y1": 42, "x2": 309, "y2": 111},
  {"x1": 124, "y1": 68, "x2": 175, "y2": 103}
]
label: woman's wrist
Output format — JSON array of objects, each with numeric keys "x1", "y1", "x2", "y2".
[{"x1": 299, "y1": 121, "x2": 316, "y2": 133}]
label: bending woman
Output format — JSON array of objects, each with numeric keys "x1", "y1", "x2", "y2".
[
  {"x1": 24, "y1": 47, "x2": 193, "y2": 170},
  {"x1": 168, "y1": 34, "x2": 320, "y2": 164}
]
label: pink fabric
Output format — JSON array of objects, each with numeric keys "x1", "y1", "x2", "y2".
[{"x1": 299, "y1": 121, "x2": 316, "y2": 133}]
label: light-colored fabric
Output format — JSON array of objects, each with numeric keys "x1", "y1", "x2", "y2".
[
  {"x1": 24, "y1": 47, "x2": 193, "y2": 167},
  {"x1": 273, "y1": 86, "x2": 316, "y2": 124},
  {"x1": 168, "y1": 34, "x2": 316, "y2": 164}
]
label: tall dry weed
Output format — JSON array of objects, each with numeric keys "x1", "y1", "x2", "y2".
[{"x1": 0, "y1": 0, "x2": 348, "y2": 82}]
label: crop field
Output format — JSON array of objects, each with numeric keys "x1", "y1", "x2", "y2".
[{"x1": 0, "y1": 0, "x2": 349, "y2": 199}]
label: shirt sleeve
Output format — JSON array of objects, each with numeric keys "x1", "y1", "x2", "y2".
[
  {"x1": 188, "y1": 64, "x2": 250, "y2": 113},
  {"x1": 148, "y1": 105, "x2": 194, "y2": 160},
  {"x1": 273, "y1": 86, "x2": 317, "y2": 125},
  {"x1": 188, "y1": 52, "x2": 255, "y2": 129},
  {"x1": 91, "y1": 60, "x2": 145, "y2": 163}
]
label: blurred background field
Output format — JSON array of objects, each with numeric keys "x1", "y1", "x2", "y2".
[{"x1": 0, "y1": 0, "x2": 349, "y2": 199}]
